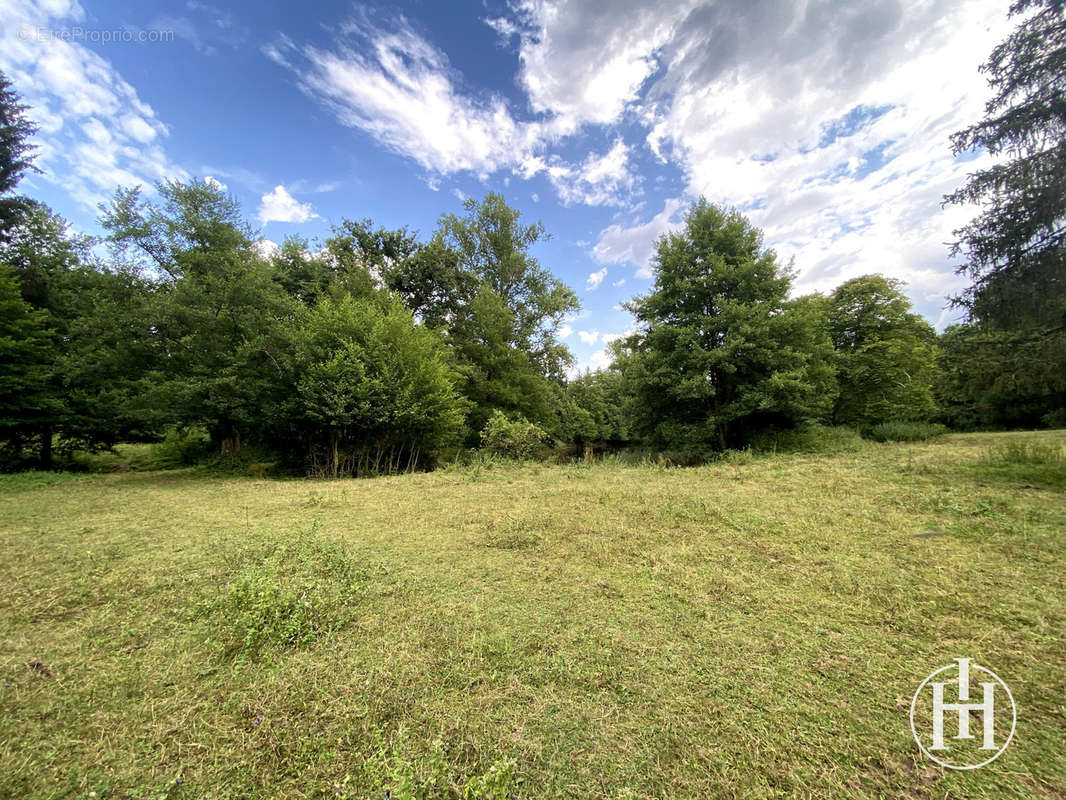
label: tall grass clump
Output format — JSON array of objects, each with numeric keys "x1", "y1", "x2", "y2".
[
  {"x1": 984, "y1": 438, "x2": 1065, "y2": 466},
  {"x1": 864, "y1": 421, "x2": 947, "y2": 443},
  {"x1": 750, "y1": 424, "x2": 867, "y2": 455}
]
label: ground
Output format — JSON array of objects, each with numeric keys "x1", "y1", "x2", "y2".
[{"x1": 1, "y1": 431, "x2": 1064, "y2": 799}]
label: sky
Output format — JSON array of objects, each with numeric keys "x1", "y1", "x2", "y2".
[{"x1": 1, "y1": 0, "x2": 1009, "y2": 372}]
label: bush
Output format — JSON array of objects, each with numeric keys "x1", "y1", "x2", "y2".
[
  {"x1": 479, "y1": 411, "x2": 549, "y2": 460},
  {"x1": 865, "y1": 422, "x2": 948, "y2": 443},
  {"x1": 148, "y1": 427, "x2": 210, "y2": 469},
  {"x1": 1042, "y1": 408, "x2": 1066, "y2": 429},
  {"x1": 750, "y1": 424, "x2": 866, "y2": 455}
]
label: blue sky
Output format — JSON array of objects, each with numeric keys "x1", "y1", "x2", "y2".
[{"x1": 3, "y1": 0, "x2": 1008, "y2": 371}]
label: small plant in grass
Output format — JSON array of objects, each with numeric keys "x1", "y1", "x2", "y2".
[
  {"x1": 864, "y1": 421, "x2": 948, "y2": 442},
  {"x1": 202, "y1": 524, "x2": 366, "y2": 658}
]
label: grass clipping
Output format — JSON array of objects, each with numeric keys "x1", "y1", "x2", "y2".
[{"x1": 202, "y1": 522, "x2": 366, "y2": 660}]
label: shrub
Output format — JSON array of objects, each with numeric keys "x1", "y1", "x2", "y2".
[
  {"x1": 1042, "y1": 408, "x2": 1066, "y2": 429},
  {"x1": 479, "y1": 411, "x2": 548, "y2": 460},
  {"x1": 865, "y1": 422, "x2": 948, "y2": 443},
  {"x1": 750, "y1": 424, "x2": 866, "y2": 455},
  {"x1": 148, "y1": 427, "x2": 210, "y2": 469}
]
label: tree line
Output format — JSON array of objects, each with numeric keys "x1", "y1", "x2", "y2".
[{"x1": 0, "y1": 1, "x2": 1062, "y2": 474}]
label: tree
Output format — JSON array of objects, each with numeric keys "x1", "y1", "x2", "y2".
[
  {"x1": 945, "y1": 0, "x2": 1066, "y2": 332},
  {"x1": 0, "y1": 265, "x2": 56, "y2": 467},
  {"x1": 290, "y1": 295, "x2": 466, "y2": 476},
  {"x1": 935, "y1": 323, "x2": 1066, "y2": 428},
  {"x1": 0, "y1": 70, "x2": 39, "y2": 236},
  {"x1": 438, "y1": 193, "x2": 578, "y2": 380},
  {"x1": 102, "y1": 179, "x2": 296, "y2": 454},
  {"x1": 449, "y1": 284, "x2": 554, "y2": 435},
  {"x1": 623, "y1": 200, "x2": 836, "y2": 452},
  {"x1": 825, "y1": 275, "x2": 938, "y2": 428}
]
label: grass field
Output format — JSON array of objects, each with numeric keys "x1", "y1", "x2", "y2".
[{"x1": 1, "y1": 431, "x2": 1064, "y2": 799}]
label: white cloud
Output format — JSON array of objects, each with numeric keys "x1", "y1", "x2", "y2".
[
  {"x1": 491, "y1": 0, "x2": 1007, "y2": 322},
  {"x1": 257, "y1": 185, "x2": 318, "y2": 225},
  {"x1": 204, "y1": 175, "x2": 227, "y2": 191},
  {"x1": 252, "y1": 238, "x2": 279, "y2": 258},
  {"x1": 452, "y1": 187, "x2": 467, "y2": 201},
  {"x1": 585, "y1": 267, "x2": 608, "y2": 290},
  {"x1": 544, "y1": 139, "x2": 638, "y2": 206},
  {"x1": 612, "y1": 278, "x2": 625, "y2": 287},
  {"x1": 0, "y1": 0, "x2": 185, "y2": 212},
  {"x1": 507, "y1": 0, "x2": 694, "y2": 133},
  {"x1": 593, "y1": 198, "x2": 685, "y2": 278},
  {"x1": 558, "y1": 323, "x2": 573, "y2": 339},
  {"x1": 588, "y1": 348, "x2": 614, "y2": 371},
  {"x1": 578, "y1": 329, "x2": 599, "y2": 345},
  {"x1": 266, "y1": 14, "x2": 545, "y2": 179},
  {"x1": 601, "y1": 329, "x2": 633, "y2": 345}
]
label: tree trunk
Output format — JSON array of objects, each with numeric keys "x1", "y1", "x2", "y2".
[
  {"x1": 39, "y1": 423, "x2": 53, "y2": 470},
  {"x1": 218, "y1": 421, "x2": 240, "y2": 456}
]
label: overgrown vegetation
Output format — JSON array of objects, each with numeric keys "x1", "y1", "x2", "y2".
[{"x1": 865, "y1": 422, "x2": 949, "y2": 443}]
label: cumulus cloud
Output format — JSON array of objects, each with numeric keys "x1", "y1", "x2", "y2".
[
  {"x1": 585, "y1": 267, "x2": 608, "y2": 290},
  {"x1": 578, "y1": 329, "x2": 599, "y2": 345},
  {"x1": 0, "y1": 0, "x2": 185, "y2": 212},
  {"x1": 593, "y1": 198, "x2": 686, "y2": 278},
  {"x1": 488, "y1": 0, "x2": 1006, "y2": 321},
  {"x1": 258, "y1": 185, "x2": 318, "y2": 224},
  {"x1": 588, "y1": 348, "x2": 614, "y2": 371},
  {"x1": 545, "y1": 139, "x2": 638, "y2": 206},
  {"x1": 204, "y1": 175, "x2": 227, "y2": 191},
  {"x1": 558, "y1": 323, "x2": 573, "y2": 339}
]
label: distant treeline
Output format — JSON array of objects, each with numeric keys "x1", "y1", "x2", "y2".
[{"x1": 1, "y1": 46, "x2": 1063, "y2": 476}]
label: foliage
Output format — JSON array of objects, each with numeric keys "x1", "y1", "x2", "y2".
[
  {"x1": 102, "y1": 179, "x2": 297, "y2": 454},
  {"x1": 864, "y1": 421, "x2": 948, "y2": 442},
  {"x1": 945, "y1": 0, "x2": 1066, "y2": 333},
  {"x1": 934, "y1": 322, "x2": 1066, "y2": 428},
  {"x1": 479, "y1": 410, "x2": 549, "y2": 460},
  {"x1": 290, "y1": 295, "x2": 467, "y2": 476},
  {"x1": 825, "y1": 275, "x2": 939, "y2": 427},
  {"x1": 749, "y1": 424, "x2": 867, "y2": 455},
  {"x1": 439, "y1": 193, "x2": 578, "y2": 381},
  {"x1": 0, "y1": 69, "x2": 39, "y2": 234},
  {"x1": 622, "y1": 200, "x2": 837, "y2": 451}
]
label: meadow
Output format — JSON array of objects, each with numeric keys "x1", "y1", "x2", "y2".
[{"x1": 1, "y1": 431, "x2": 1064, "y2": 799}]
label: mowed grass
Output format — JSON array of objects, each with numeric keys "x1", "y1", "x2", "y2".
[{"x1": 1, "y1": 432, "x2": 1064, "y2": 799}]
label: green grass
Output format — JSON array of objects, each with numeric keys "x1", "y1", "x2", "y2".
[{"x1": 1, "y1": 431, "x2": 1064, "y2": 798}]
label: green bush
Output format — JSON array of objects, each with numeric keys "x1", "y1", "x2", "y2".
[
  {"x1": 865, "y1": 422, "x2": 948, "y2": 443},
  {"x1": 750, "y1": 424, "x2": 866, "y2": 455},
  {"x1": 1042, "y1": 408, "x2": 1066, "y2": 429},
  {"x1": 149, "y1": 427, "x2": 210, "y2": 469},
  {"x1": 479, "y1": 411, "x2": 549, "y2": 460}
]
